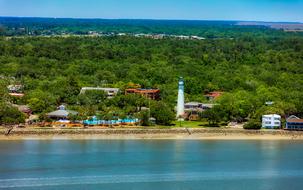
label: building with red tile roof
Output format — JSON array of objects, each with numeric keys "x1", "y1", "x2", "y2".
[
  {"x1": 204, "y1": 91, "x2": 223, "y2": 101},
  {"x1": 125, "y1": 88, "x2": 160, "y2": 100}
]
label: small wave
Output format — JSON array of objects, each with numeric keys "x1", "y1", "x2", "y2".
[{"x1": 1, "y1": 171, "x2": 303, "y2": 188}]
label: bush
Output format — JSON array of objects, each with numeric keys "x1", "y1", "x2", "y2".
[
  {"x1": 140, "y1": 110, "x2": 151, "y2": 126},
  {"x1": 200, "y1": 105, "x2": 226, "y2": 126},
  {"x1": 243, "y1": 120, "x2": 261, "y2": 130},
  {"x1": 27, "y1": 90, "x2": 57, "y2": 113},
  {"x1": 151, "y1": 101, "x2": 175, "y2": 126},
  {"x1": 0, "y1": 102, "x2": 25, "y2": 125}
]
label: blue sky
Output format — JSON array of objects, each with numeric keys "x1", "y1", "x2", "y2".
[{"x1": 0, "y1": 0, "x2": 302, "y2": 22}]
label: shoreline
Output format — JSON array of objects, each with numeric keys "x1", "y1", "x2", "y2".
[{"x1": 1, "y1": 128, "x2": 303, "y2": 140}]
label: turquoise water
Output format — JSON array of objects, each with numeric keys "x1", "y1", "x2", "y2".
[
  {"x1": 0, "y1": 140, "x2": 303, "y2": 189},
  {"x1": 83, "y1": 118, "x2": 139, "y2": 125}
]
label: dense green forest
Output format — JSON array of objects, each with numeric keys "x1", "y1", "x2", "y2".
[{"x1": 0, "y1": 18, "x2": 302, "y2": 126}]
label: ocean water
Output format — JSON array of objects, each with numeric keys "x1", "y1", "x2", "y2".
[{"x1": 0, "y1": 140, "x2": 303, "y2": 190}]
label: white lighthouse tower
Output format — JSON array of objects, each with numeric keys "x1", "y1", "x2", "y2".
[{"x1": 176, "y1": 77, "x2": 185, "y2": 119}]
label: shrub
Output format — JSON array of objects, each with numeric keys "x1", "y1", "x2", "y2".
[
  {"x1": 243, "y1": 120, "x2": 261, "y2": 130},
  {"x1": 140, "y1": 110, "x2": 151, "y2": 126},
  {"x1": 151, "y1": 101, "x2": 175, "y2": 126},
  {"x1": 0, "y1": 102, "x2": 25, "y2": 125}
]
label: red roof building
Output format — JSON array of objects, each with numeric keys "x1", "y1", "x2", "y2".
[
  {"x1": 125, "y1": 89, "x2": 160, "y2": 100},
  {"x1": 204, "y1": 91, "x2": 223, "y2": 101}
]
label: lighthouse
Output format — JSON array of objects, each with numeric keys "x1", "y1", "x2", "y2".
[{"x1": 176, "y1": 77, "x2": 185, "y2": 119}]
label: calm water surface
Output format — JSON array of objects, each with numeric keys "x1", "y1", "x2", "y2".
[{"x1": 0, "y1": 140, "x2": 303, "y2": 190}]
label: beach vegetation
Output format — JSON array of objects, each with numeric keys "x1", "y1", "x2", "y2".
[
  {"x1": 140, "y1": 110, "x2": 151, "y2": 126},
  {"x1": 243, "y1": 120, "x2": 262, "y2": 130},
  {"x1": 0, "y1": 102, "x2": 25, "y2": 125},
  {"x1": 151, "y1": 101, "x2": 175, "y2": 125}
]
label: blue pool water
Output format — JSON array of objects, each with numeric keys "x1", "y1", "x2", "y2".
[
  {"x1": 83, "y1": 118, "x2": 139, "y2": 125},
  {"x1": 0, "y1": 140, "x2": 303, "y2": 189}
]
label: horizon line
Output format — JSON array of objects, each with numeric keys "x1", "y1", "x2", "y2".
[{"x1": 0, "y1": 15, "x2": 302, "y2": 24}]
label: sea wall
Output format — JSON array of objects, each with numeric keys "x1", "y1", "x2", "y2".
[{"x1": 1, "y1": 128, "x2": 303, "y2": 137}]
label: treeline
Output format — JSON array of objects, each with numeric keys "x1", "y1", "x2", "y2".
[
  {"x1": 0, "y1": 34, "x2": 302, "y2": 125},
  {"x1": 1, "y1": 17, "x2": 303, "y2": 38}
]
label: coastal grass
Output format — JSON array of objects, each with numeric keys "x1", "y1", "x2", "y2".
[{"x1": 174, "y1": 120, "x2": 227, "y2": 128}]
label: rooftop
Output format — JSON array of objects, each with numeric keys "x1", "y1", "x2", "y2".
[
  {"x1": 287, "y1": 115, "x2": 303, "y2": 123},
  {"x1": 81, "y1": 87, "x2": 119, "y2": 91},
  {"x1": 263, "y1": 114, "x2": 281, "y2": 117},
  {"x1": 185, "y1": 102, "x2": 203, "y2": 106},
  {"x1": 9, "y1": 93, "x2": 25, "y2": 97},
  {"x1": 126, "y1": 88, "x2": 160, "y2": 93},
  {"x1": 47, "y1": 105, "x2": 78, "y2": 118},
  {"x1": 204, "y1": 91, "x2": 223, "y2": 98},
  {"x1": 287, "y1": 119, "x2": 303, "y2": 123}
]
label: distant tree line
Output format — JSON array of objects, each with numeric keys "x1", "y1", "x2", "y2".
[{"x1": 1, "y1": 17, "x2": 303, "y2": 38}]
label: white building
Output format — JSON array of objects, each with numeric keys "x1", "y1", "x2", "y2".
[
  {"x1": 262, "y1": 114, "x2": 281, "y2": 129},
  {"x1": 80, "y1": 87, "x2": 119, "y2": 98}
]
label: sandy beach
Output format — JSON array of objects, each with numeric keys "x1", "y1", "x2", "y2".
[{"x1": 1, "y1": 128, "x2": 303, "y2": 140}]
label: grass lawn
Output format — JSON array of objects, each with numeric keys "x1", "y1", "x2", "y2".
[
  {"x1": 154, "y1": 120, "x2": 228, "y2": 129},
  {"x1": 172, "y1": 121, "x2": 209, "y2": 128}
]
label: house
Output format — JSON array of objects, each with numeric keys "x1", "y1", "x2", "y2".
[
  {"x1": 7, "y1": 85, "x2": 23, "y2": 93},
  {"x1": 184, "y1": 102, "x2": 216, "y2": 121},
  {"x1": 285, "y1": 115, "x2": 303, "y2": 130},
  {"x1": 125, "y1": 89, "x2": 160, "y2": 100},
  {"x1": 204, "y1": 91, "x2": 223, "y2": 101},
  {"x1": 262, "y1": 114, "x2": 281, "y2": 129},
  {"x1": 80, "y1": 87, "x2": 120, "y2": 99},
  {"x1": 184, "y1": 102, "x2": 203, "y2": 121},
  {"x1": 185, "y1": 102, "x2": 203, "y2": 110},
  {"x1": 47, "y1": 105, "x2": 78, "y2": 120},
  {"x1": 7, "y1": 85, "x2": 25, "y2": 98}
]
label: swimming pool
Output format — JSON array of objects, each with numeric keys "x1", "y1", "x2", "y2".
[{"x1": 83, "y1": 118, "x2": 139, "y2": 125}]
